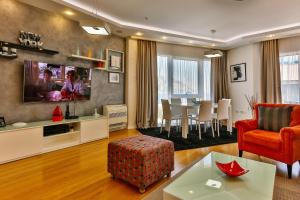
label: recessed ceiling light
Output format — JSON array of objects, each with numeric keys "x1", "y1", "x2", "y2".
[
  {"x1": 188, "y1": 40, "x2": 193, "y2": 44},
  {"x1": 135, "y1": 32, "x2": 143, "y2": 36},
  {"x1": 266, "y1": 34, "x2": 275, "y2": 38},
  {"x1": 64, "y1": 10, "x2": 75, "y2": 16},
  {"x1": 211, "y1": 43, "x2": 216, "y2": 47},
  {"x1": 162, "y1": 36, "x2": 168, "y2": 40}
]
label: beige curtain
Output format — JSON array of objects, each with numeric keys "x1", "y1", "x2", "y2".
[
  {"x1": 212, "y1": 51, "x2": 230, "y2": 103},
  {"x1": 261, "y1": 39, "x2": 282, "y2": 103},
  {"x1": 136, "y1": 40, "x2": 158, "y2": 128}
]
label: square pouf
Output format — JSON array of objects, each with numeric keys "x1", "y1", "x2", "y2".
[{"x1": 108, "y1": 135, "x2": 174, "y2": 193}]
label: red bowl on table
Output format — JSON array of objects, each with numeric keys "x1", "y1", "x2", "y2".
[{"x1": 216, "y1": 160, "x2": 249, "y2": 177}]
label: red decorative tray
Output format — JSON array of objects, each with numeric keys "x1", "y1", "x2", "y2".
[{"x1": 216, "y1": 160, "x2": 249, "y2": 177}]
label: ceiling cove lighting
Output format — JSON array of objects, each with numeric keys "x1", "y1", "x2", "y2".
[
  {"x1": 135, "y1": 32, "x2": 143, "y2": 36},
  {"x1": 204, "y1": 49, "x2": 223, "y2": 58},
  {"x1": 64, "y1": 10, "x2": 75, "y2": 16}
]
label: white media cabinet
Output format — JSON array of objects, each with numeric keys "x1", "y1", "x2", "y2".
[{"x1": 0, "y1": 115, "x2": 108, "y2": 164}]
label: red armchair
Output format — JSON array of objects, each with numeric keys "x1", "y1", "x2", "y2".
[{"x1": 235, "y1": 103, "x2": 300, "y2": 178}]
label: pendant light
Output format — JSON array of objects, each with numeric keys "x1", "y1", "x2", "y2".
[
  {"x1": 204, "y1": 29, "x2": 223, "y2": 58},
  {"x1": 80, "y1": 0, "x2": 111, "y2": 35}
]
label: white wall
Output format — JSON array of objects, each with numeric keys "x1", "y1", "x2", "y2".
[
  {"x1": 227, "y1": 43, "x2": 261, "y2": 122},
  {"x1": 125, "y1": 39, "x2": 138, "y2": 129}
]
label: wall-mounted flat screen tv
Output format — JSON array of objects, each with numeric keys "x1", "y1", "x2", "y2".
[{"x1": 23, "y1": 60, "x2": 92, "y2": 103}]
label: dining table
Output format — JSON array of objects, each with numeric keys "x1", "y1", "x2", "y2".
[{"x1": 170, "y1": 102, "x2": 232, "y2": 139}]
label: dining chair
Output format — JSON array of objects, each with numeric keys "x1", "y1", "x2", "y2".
[
  {"x1": 187, "y1": 98, "x2": 198, "y2": 129},
  {"x1": 171, "y1": 98, "x2": 182, "y2": 116},
  {"x1": 189, "y1": 101, "x2": 215, "y2": 140},
  {"x1": 161, "y1": 99, "x2": 182, "y2": 137},
  {"x1": 212, "y1": 99, "x2": 231, "y2": 137}
]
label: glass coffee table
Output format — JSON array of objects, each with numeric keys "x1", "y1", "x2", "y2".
[{"x1": 163, "y1": 152, "x2": 276, "y2": 200}]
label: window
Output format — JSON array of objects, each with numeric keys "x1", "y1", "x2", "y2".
[
  {"x1": 280, "y1": 54, "x2": 300, "y2": 103},
  {"x1": 157, "y1": 55, "x2": 212, "y2": 100},
  {"x1": 173, "y1": 59, "x2": 198, "y2": 96}
]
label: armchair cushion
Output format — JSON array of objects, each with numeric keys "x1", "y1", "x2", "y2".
[
  {"x1": 243, "y1": 130, "x2": 282, "y2": 151},
  {"x1": 258, "y1": 106, "x2": 292, "y2": 132}
]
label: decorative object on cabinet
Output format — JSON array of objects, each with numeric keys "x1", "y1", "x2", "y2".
[
  {"x1": 108, "y1": 72, "x2": 120, "y2": 83},
  {"x1": 103, "y1": 104, "x2": 127, "y2": 132},
  {"x1": 12, "y1": 122, "x2": 27, "y2": 128},
  {"x1": 106, "y1": 49, "x2": 124, "y2": 73},
  {"x1": 0, "y1": 117, "x2": 6, "y2": 127},
  {"x1": 230, "y1": 63, "x2": 247, "y2": 82},
  {"x1": 94, "y1": 108, "x2": 100, "y2": 117},
  {"x1": 52, "y1": 106, "x2": 63, "y2": 122}
]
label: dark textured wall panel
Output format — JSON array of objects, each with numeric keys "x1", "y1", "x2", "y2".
[{"x1": 0, "y1": 0, "x2": 125, "y2": 124}]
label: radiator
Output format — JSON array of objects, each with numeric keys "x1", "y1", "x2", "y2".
[{"x1": 103, "y1": 104, "x2": 127, "y2": 132}]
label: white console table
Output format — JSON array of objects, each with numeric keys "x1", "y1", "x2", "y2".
[{"x1": 0, "y1": 115, "x2": 108, "y2": 164}]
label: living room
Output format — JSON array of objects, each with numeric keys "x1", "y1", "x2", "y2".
[{"x1": 0, "y1": 0, "x2": 299, "y2": 199}]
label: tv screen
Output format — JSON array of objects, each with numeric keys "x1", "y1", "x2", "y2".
[{"x1": 23, "y1": 60, "x2": 92, "y2": 102}]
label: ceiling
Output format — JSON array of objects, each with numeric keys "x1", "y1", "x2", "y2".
[{"x1": 19, "y1": 0, "x2": 300, "y2": 49}]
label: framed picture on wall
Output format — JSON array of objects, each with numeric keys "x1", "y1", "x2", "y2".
[
  {"x1": 108, "y1": 72, "x2": 120, "y2": 84},
  {"x1": 230, "y1": 63, "x2": 247, "y2": 82},
  {"x1": 106, "y1": 49, "x2": 124, "y2": 73}
]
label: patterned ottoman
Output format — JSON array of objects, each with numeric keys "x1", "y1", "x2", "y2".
[{"x1": 108, "y1": 135, "x2": 174, "y2": 193}]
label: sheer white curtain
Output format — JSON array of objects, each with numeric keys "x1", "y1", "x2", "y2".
[
  {"x1": 280, "y1": 54, "x2": 300, "y2": 103},
  {"x1": 173, "y1": 59, "x2": 198, "y2": 96},
  {"x1": 158, "y1": 56, "x2": 169, "y2": 101},
  {"x1": 203, "y1": 60, "x2": 211, "y2": 100}
]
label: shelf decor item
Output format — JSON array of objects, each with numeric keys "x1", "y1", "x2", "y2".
[
  {"x1": 216, "y1": 160, "x2": 249, "y2": 177},
  {"x1": 19, "y1": 31, "x2": 43, "y2": 49},
  {"x1": 106, "y1": 49, "x2": 124, "y2": 73},
  {"x1": 230, "y1": 63, "x2": 247, "y2": 82},
  {"x1": 108, "y1": 72, "x2": 120, "y2": 83},
  {"x1": 0, "y1": 117, "x2": 6, "y2": 127}
]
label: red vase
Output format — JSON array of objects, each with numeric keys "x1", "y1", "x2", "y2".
[{"x1": 52, "y1": 106, "x2": 64, "y2": 122}]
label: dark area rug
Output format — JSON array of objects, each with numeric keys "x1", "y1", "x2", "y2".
[{"x1": 138, "y1": 125, "x2": 237, "y2": 151}]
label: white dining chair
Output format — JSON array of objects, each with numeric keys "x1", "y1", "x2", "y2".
[
  {"x1": 187, "y1": 98, "x2": 198, "y2": 129},
  {"x1": 189, "y1": 101, "x2": 215, "y2": 140},
  {"x1": 161, "y1": 99, "x2": 182, "y2": 137},
  {"x1": 171, "y1": 98, "x2": 182, "y2": 116},
  {"x1": 212, "y1": 99, "x2": 231, "y2": 137}
]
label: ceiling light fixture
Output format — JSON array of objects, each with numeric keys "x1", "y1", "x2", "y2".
[
  {"x1": 204, "y1": 29, "x2": 223, "y2": 58},
  {"x1": 64, "y1": 10, "x2": 75, "y2": 16},
  {"x1": 188, "y1": 40, "x2": 193, "y2": 44},
  {"x1": 82, "y1": 26, "x2": 110, "y2": 35},
  {"x1": 80, "y1": 0, "x2": 110, "y2": 35},
  {"x1": 204, "y1": 50, "x2": 223, "y2": 58},
  {"x1": 135, "y1": 32, "x2": 143, "y2": 36},
  {"x1": 162, "y1": 36, "x2": 168, "y2": 40}
]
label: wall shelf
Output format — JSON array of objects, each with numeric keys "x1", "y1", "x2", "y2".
[
  {"x1": 0, "y1": 40, "x2": 59, "y2": 55},
  {"x1": 69, "y1": 54, "x2": 107, "y2": 70},
  {"x1": 69, "y1": 54, "x2": 106, "y2": 63}
]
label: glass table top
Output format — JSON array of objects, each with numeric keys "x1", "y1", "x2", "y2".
[{"x1": 163, "y1": 152, "x2": 276, "y2": 200}]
